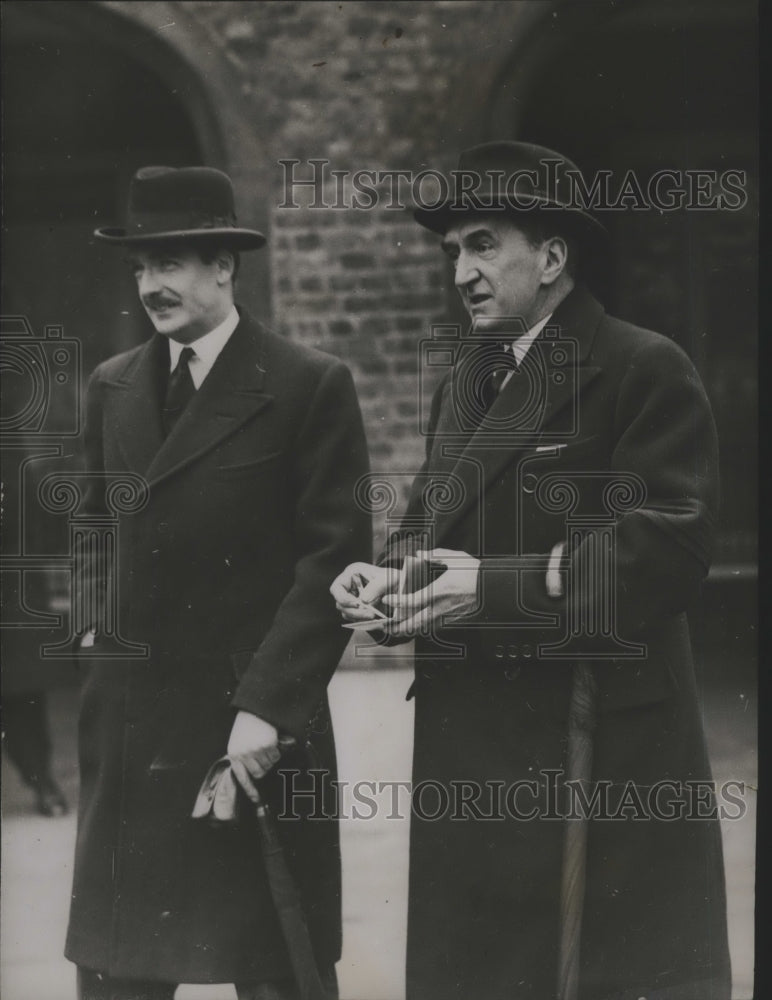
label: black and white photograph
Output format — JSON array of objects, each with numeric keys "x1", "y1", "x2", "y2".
[{"x1": 1, "y1": 2, "x2": 758, "y2": 999}]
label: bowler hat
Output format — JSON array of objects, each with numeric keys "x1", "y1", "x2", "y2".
[
  {"x1": 413, "y1": 141, "x2": 607, "y2": 243},
  {"x1": 95, "y1": 166, "x2": 266, "y2": 249}
]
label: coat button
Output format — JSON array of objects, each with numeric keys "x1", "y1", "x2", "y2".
[
  {"x1": 522, "y1": 473, "x2": 539, "y2": 494},
  {"x1": 507, "y1": 644, "x2": 518, "y2": 659},
  {"x1": 521, "y1": 644, "x2": 533, "y2": 659},
  {"x1": 494, "y1": 644, "x2": 504, "y2": 659}
]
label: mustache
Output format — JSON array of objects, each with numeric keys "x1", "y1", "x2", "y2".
[{"x1": 142, "y1": 294, "x2": 180, "y2": 310}]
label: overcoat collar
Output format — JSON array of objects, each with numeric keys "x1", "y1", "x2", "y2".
[
  {"x1": 430, "y1": 284, "x2": 605, "y2": 545},
  {"x1": 101, "y1": 308, "x2": 274, "y2": 487}
]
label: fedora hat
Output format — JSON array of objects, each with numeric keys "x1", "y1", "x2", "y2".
[
  {"x1": 413, "y1": 141, "x2": 607, "y2": 243},
  {"x1": 95, "y1": 166, "x2": 266, "y2": 249}
]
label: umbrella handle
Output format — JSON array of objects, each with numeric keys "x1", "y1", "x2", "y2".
[{"x1": 191, "y1": 736, "x2": 331, "y2": 1000}]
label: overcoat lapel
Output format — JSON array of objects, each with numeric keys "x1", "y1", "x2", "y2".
[
  {"x1": 101, "y1": 333, "x2": 167, "y2": 476},
  {"x1": 431, "y1": 285, "x2": 605, "y2": 545},
  {"x1": 101, "y1": 313, "x2": 274, "y2": 486},
  {"x1": 145, "y1": 314, "x2": 274, "y2": 488}
]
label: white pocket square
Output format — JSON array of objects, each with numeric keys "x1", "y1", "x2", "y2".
[{"x1": 535, "y1": 443, "x2": 567, "y2": 453}]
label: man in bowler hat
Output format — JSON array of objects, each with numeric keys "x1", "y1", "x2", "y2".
[
  {"x1": 332, "y1": 142, "x2": 731, "y2": 1000},
  {"x1": 65, "y1": 166, "x2": 371, "y2": 999}
]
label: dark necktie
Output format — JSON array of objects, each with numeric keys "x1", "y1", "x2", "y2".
[
  {"x1": 162, "y1": 345, "x2": 196, "y2": 436},
  {"x1": 480, "y1": 343, "x2": 516, "y2": 412}
]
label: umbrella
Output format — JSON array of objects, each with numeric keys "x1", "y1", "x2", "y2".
[
  {"x1": 556, "y1": 663, "x2": 598, "y2": 1000},
  {"x1": 192, "y1": 744, "x2": 331, "y2": 1000}
]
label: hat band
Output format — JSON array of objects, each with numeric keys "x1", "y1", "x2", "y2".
[{"x1": 124, "y1": 208, "x2": 238, "y2": 236}]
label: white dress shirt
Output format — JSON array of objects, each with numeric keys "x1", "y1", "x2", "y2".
[{"x1": 168, "y1": 305, "x2": 240, "y2": 389}]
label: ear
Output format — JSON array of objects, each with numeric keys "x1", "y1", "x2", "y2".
[
  {"x1": 215, "y1": 250, "x2": 236, "y2": 286},
  {"x1": 541, "y1": 236, "x2": 569, "y2": 286}
]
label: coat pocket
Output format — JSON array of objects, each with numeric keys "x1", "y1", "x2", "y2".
[
  {"x1": 521, "y1": 435, "x2": 606, "y2": 476},
  {"x1": 214, "y1": 451, "x2": 283, "y2": 480}
]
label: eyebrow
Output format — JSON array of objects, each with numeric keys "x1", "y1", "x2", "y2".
[{"x1": 441, "y1": 227, "x2": 494, "y2": 253}]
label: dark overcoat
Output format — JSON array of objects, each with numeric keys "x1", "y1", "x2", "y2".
[
  {"x1": 64, "y1": 310, "x2": 371, "y2": 983},
  {"x1": 381, "y1": 286, "x2": 731, "y2": 1000}
]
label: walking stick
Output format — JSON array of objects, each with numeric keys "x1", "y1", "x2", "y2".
[
  {"x1": 192, "y1": 743, "x2": 331, "y2": 1000},
  {"x1": 556, "y1": 663, "x2": 598, "y2": 1000}
]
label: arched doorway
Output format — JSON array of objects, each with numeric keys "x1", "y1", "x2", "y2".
[
  {"x1": 483, "y1": 0, "x2": 757, "y2": 571},
  {"x1": 1, "y1": 0, "x2": 210, "y2": 375}
]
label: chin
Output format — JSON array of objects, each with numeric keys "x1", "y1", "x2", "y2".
[{"x1": 149, "y1": 315, "x2": 185, "y2": 337}]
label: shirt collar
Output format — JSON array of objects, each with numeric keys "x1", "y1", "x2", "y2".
[
  {"x1": 511, "y1": 311, "x2": 553, "y2": 366},
  {"x1": 167, "y1": 306, "x2": 240, "y2": 386}
]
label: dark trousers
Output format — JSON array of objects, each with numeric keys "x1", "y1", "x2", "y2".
[
  {"x1": 76, "y1": 965, "x2": 339, "y2": 1000},
  {"x1": 2, "y1": 691, "x2": 53, "y2": 786}
]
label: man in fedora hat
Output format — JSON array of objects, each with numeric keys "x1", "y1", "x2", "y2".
[
  {"x1": 332, "y1": 142, "x2": 730, "y2": 999},
  {"x1": 65, "y1": 166, "x2": 371, "y2": 999}
]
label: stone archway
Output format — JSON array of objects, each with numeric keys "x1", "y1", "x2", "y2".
[
  {"x1": 96, "y1": 1, "x2": 274, "y2": 322},
  {"x1": 474, "y1": 0, "x2": 757, "y2": 570},
  {"x1": 2, "y1": 0, "x2": 272, "y2": 367}
]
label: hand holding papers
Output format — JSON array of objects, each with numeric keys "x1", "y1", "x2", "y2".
[
  {"x1": 333, "y1": 565, "x2": 394, "y2": 630},
  {"x1": 330, "y1": 555, "x2": 451, "y2": 633}
]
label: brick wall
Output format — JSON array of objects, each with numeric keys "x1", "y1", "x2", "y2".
[
  {"x1": 271, "y1": 186, "x2": 446, "y2": 460},
  {"x1": 269, "y1": 193, "x2": 447, "y2": 548},
  {"x1": 163, "y1": 0, "x2": 525, "y2": 544},
  {"x1": 105, "y1": 1, "x2": 757, "y2": 563}
]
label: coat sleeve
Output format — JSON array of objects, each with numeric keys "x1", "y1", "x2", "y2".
[
  {"x1": 363, "y1": 375, "x2": 450, "y2": 647},
  {"x1": 376, "y1": 373, "x2": 449, "y2": 569},
  {"x1": 230, "y1": 361, "x2": 372, "y2": 739},
  {"x1": 477, "y1": 335, "x2": 719, "y2": 650}
]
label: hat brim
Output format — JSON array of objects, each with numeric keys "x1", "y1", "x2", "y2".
[
  {"x1": 413, "y1": 196, "x2": 607, "y2": 243},
  {"x1": 94, "y1": 226, "x2": 266, "y2": 250}
]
